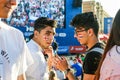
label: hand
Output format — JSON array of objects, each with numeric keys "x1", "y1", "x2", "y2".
[
  {"x1": 44, "y1": 46, "x2": 54, "y2": 70},
  {"x1": 53, "y1": 55, "x2": 69, "y2": 71},
  {"x1": 44, "y1": 46, "x2": 54, "y2": 58}
]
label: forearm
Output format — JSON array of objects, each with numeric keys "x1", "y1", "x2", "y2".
[
  {"x1": 83, "y1": 73, "x2": 95, "y2": 80},
  {"x1": 66, "y1": 71, "x2": 75, "y2": 80}
]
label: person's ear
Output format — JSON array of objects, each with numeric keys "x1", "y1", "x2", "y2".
[
  {"x1": 88, "y1": 28, "x2": 93, "y2": 36},
  {"x1": 34, "y1": 30, "x2": 39, "y2": 38}
]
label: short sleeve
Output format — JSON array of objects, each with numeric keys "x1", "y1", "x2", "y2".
[
  {"x1": 83, "y1": 51, "x2": 102, "y2": 74},
  {"x1": 16, "y1": 31, "x2": 33, "y2": 75}
]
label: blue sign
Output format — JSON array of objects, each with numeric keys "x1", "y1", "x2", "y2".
[
  {"x1": 53, "y1": 0, "x2": 82, "y2": 54},
  {"x1": 55, "y1": 28, "x2": 80, "y2": 46},
  {"x1": 57, "y1": 46, "x2": 69, "y2": 54},
  {"x1": 15, "y1": 27, "x2": 34, "y2": 41},
  {"x1": 104, "y1": 17, "x2": 113, "y2": 34}
]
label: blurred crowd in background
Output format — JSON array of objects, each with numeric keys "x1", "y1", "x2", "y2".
[{"x1": 1, "y1": 0, "x2": 65, "y2": 28}]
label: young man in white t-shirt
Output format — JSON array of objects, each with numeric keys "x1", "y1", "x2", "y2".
[
  {"x1": 0, "y1": 0, "x2": 33, "y2": 80},
  {"x1": 26, "y1": 17, "x2": 57, "y2": 80}
]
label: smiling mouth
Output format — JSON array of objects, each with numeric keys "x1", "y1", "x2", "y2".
[{"x1": 5, "y1": 5, "x2": 12, "y2": 10}]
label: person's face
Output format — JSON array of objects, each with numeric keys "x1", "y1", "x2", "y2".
[
  {"x1": 73, "y1": 60, "x2": 77, "y2": 63},
  {"x1": 0, "y1": 0, "x2": 17, "y2": 18},
  {"x1": 34, "y1": 26, "x2": 55, "y2": 49},
  {"x1": 74, "y1": 27, "x2": 89, "y2": 45}
]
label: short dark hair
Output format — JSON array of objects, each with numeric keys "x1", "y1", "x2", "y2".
[
  {"x1": 30, "y1": 17, "x2": 57, "y2": 39},
  {"x1": 70, "y1": 12, "x2": 99, "y2": 37},
  {"x1": 34, "y1": 17, "x2": 57, "y2": 32}
]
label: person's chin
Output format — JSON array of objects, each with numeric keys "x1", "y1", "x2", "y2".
[
  {"x1": 44, "y1": 45, "x2": 50, "y2": 49},
  {"x1": 79, "y1": 41, "x2": 82, "y2": 44},
  {"x1": 5, "y1": 15, "x2": 10, "y2": 18},
  {"x1": 7, "y1": 12, "x2": 12, "y2": 17},
  {"x1": 2, "y1": 13, "x2": 12, "y2": 18},
  {"x1": 80, "y1": 42, "x2": 84, "y2": 45}
]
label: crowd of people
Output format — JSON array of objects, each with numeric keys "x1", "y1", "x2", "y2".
[
  {"x1": 1, "y1": 0, "x2": 120, "y2": 80},
  {"x1": 1, "y1": 0, "x2": 65, "y2": 28}
]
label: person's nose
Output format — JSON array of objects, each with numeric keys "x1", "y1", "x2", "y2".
[
  {"x1": 10, "y1": 0, "x2": 17, "y2": 5},
  {"x1": 49, "y1": 35, "x2": 54, "y2": 40}
]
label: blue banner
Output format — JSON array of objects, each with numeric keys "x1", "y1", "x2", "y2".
[{"x1": 104, "y1": 17, "x2": 113, "y2": 34}]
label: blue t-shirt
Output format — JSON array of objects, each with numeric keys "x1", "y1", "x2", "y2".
[{"x1": 71, "y1": 63, "x2": 82, "y2": 77}]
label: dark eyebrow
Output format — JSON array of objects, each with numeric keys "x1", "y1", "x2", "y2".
[
  {"x1": 46, "y1": 30, "x2": 55, "y2": 35},
  {"x1": 46, "y1": 30, "x2": 52, "y2": 33}
]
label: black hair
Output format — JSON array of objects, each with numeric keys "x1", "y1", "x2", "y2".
[
  {"x1": 29, "y1": 17, "x2": 57, "y2": 39},
  {"x1": 70, "y1": 12, "x2": 99, "y2": 37},
  {"x1": 34, "y1": 17, "x2": 57, "y2": 32}
]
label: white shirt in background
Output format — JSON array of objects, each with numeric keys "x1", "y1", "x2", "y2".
[{"x1": 0, "y1": 21, "x2": 33, "y2": 80}]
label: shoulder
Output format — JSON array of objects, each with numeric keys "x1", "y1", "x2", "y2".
[
  {"x1": 27, "y1": 40, "x2": 35, "y2": 50},
  {"x1": 0, "y1": 21, "x2": 23, "y2": 35},
  {"x1": 86, "y1": 42, "x2": 104, "y2": 58},
  {"x1": 88, "y1": 42, "x2": 104, "y2": 55},
  {"x1": 27, "y1": 40, "x2": 42, "y2": 54},
  {"x1": 27, "y1": 40, "x2": 38, "y2": 48},
  {"x1": 85, "y1": 51, "x2": 102, "y2": 61},
  {"x1": 95, "y1": 42, "x2": 105, "y2": 49},
  {"x1": 109, "y1": 45, "x2": 120, "y2": 64},
  {"x1": 9, "y1": 26, "x2": 23, "y2": 36}
]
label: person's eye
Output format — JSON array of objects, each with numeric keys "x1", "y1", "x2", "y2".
[{"x1": 46, "y1": 32, "x2": 50, "y2": 36}]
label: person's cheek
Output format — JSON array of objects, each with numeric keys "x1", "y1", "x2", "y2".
[{"x1": 43, "y1": 36, "x2": 47, "y2": 40}]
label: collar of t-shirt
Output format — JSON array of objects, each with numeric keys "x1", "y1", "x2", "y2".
[
  {"x1": 87, "y1": 42, "x2": 101, "y2": 52},
  {"x1": 31, "y1": 39, "x2": 44, "y2": 53}
]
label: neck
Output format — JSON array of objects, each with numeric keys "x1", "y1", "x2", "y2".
[{"x1": 87, "y1": 36, "x2": 98, "y2": 50}]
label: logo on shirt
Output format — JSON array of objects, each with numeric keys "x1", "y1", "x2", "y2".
[{"x1": 1, "y1": 50, "x2": 10, "y2": 63}]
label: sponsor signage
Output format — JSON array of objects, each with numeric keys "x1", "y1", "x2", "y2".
[
  {"x1": 57, "y1": 46, "x2": 69, "y2": 54},
  {"x1": 69, "y1": 46, "x2": 86, "y2": 53}
]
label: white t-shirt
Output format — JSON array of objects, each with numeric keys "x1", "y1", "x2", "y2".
[
  {"x1": 26, "y1": 39, "x2": 49, "y2": 80},
  {"x1": 0, "y1": 21, "x2": 33, "y2": 80}
]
